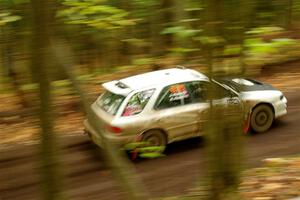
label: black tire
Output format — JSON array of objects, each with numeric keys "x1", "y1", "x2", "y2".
[
  {"x1": 250, "y1": 104, "x2": 274, "y2": 133},
  {"x1": 142, "y1": 130, "x2": 167, "y2": 147}
]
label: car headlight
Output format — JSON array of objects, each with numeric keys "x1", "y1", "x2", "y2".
[{"x1": 280, "y1": 94, "x2": 287, "y2": 104}]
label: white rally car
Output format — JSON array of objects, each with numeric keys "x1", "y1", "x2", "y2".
[{"x1": 84, "y1": 67, "x2": 287, "y2": 148}]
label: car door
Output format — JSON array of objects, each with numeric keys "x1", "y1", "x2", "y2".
[
  {"x1": 212, "y1": 81, "x2": 242, "y2": 111},
  {"x1": 153, "y1": 82, "x2": 209, "y2": 142}
]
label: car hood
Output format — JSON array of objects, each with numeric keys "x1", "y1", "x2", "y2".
[{"x1": 219, "y1": 78, "x2": 276, "y2": 93}]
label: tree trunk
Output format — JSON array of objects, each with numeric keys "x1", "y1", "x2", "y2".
[
  {"x1": 1, "y1": 24, "x2": 27, "y2": 107},
  {"x1": 161, "y1": 0, "x2": 174, "y2": 49},
  {"x1": 50, "y1": 39, "x2": 150, "y2": 200},
  {"x1": 202, "y1": 0, "x2": 244, "y2": 199},
  {"x1": 286, "y1": 0, "x2": 293, "y2": 29},
  {"x1": 30, "y1": 0, "x2": 62, "y2": 199}
]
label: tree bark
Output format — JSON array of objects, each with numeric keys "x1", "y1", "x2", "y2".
[
  {"x1": 202, "y1": 1, "x2": 244, "y2": 199},
  {"x1": 50, "y1": 39, "x2": 150, "y2": 200},
  {"x1": 30, "y1": 0, "x2": 62, "y2": 199}
]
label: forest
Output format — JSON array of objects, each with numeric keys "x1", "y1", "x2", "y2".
[{"x1": 1, "y1": 0, "x2": 300, "y2": 200}]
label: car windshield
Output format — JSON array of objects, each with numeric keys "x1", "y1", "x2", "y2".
[
  {"x1": 97, "y1": 91, "x2": 125, "y2": 115},
  {"x1": 216, "y1": 79, "x2": 240, "y2": 93}
]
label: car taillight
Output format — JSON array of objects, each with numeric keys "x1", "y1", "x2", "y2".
[{"x1": 106, "y1": 125, "x2": 122, "y2": 134}]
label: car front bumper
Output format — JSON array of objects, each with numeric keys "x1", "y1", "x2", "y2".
[{"x1": 274, "y1": 97, "x2": 287, "y2": 118}]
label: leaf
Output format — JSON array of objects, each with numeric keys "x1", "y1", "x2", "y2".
[
  {"x1": 0, "y1": 12, "x2": 10, "y2": 18},
  {"x1": 123, "y1": 142, "x2": 149, "y2": 151},
  {"x1": 160, "y1": 26, "x2": 185, "y2": 35},
  {"x1": 180, "y1": 18, "x2": 200, "y2": 23},
  {"x1": 169, "y1": 47, "x2": 199, "y2": 53},
  {"x1": 250, "y1": 43, "x2": 277, "y2": 54},
  {"x1": 271, "y1": 38, "x2": 296, "y2": 47},
  {"x1": 161, "y1": 26, "x2": 201, "y2": 38},
  {"x1": 177, "y1": 29, "x2": 202, "y2": 38},
  {"x1": 244, "y1": 38, "x2": 263, "y2": 48},
  {"x1": 20, "y1": 83, "x2": 38, "y2": 91},
  {"x1": 194, "y1": 36, "x2": 225, "y2": 47},
  {"x1": 58, "y1": 0, "x2": 132, "y2": 30},
  {"x1": 224, "y1": 45, "x2": 242, "y2": 56},
  {"x1": 137, "y1": 146, "x2": 166, "y2": 153},
  {"x1": 0, "y1": 12, "x2": 22, "y2": 26},
  {"x1": 132, "y1": 58, "x2": 154, "y2": 66},
  {"x1": 246, "y1": 26, "x2": 284, "y2": 35},
  {"x1": 139, "y1": 152, "x2": 165, "y2": 159},
  {"x1": 184, "y1": 7, "x2": 203, "y2": 12},
  {"x1": 112, "y1": 19, "x2": 135, "y2": 26}
]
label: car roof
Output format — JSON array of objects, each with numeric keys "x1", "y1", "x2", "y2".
[{"x1": 103, "y1": 68, "x2": 209, "y2": 96}]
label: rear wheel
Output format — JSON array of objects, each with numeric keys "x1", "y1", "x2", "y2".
[
  {"x1": 128, "y1": 130, "x2": 167, "y2": 161},
  {"x1": 142, "y1": 130, "x2": 167, "y2": 147},
  {"x1": 250, "y1": 104, "x2": 274, "y2": 133}
]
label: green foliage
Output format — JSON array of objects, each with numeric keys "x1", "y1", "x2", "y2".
[
  {"x1": 57, "y1": 0, "x2": 135, "y2": 30},
  {"x1": 130, "y1": 0, "x2": 158, "y2": 18},
  {"x1": 161, "y1": 26, "x2": 202, "y2": 38},
  {"x1": 0, "y1": 0, "x2": 28, "y2": 26},
  {"x1": 132, "y1": 57, "x2": 154, "y2": 66},
  {"x1": 244, "y1": 38, "x2": 277, "y2": 54},
  {"x1": 3, "y1": 0, "x2": 29, "y2": 4},
  {"x1": 224, "y1": 45, "x2": 242, "y2": 56},
  {"x1": 246, "y1": 26, "x2": 284, "y2": 35},
  {"x1": 77, "y1": 74, "x2": 94, "y2": 82},
  {"x1": 195, "y1": 36, "x2": 226, "y2": 48},
  {"x1": 122, "y1": 38, "x2": 151, "y2": 48},
  {"x1": 184, "y1": 7, "x2": 203, "y2": 12},
  {"x1": 124, "y1": 142, "x2": 149, "y2": 151},
  {"x1": 0, "y1": 12, "x2": 21, "y2": 26},
  {"x1": 124, "y1": 141, "x2": 165, "y2": 159},
  {"x1": 271, "y1": 38, "x2": 297, "y2": 47},
  {"x1": 20, "y1": 83, "x2": 38, "y2": 92},
  {"x1": 137, "y1": 146, "x2": 165, "y2": 153},
  {"x1": 161, "y1": 26, "x2": 185, "y2": 35},
  {"x1": 52, "y1": 79, "x2": 72, "y2": 87},
  {"x1": 245, "y1": 37, "x2": 297, "y2": 55},
  {"x1": 139, "y1": 152, "x2": 165, "y2": 159},
  {"x1": 244, "y1": 38, "x2": 264, "y2": 47},
  {"x1": 169, "y1": 47, "x2": 199, "y2": 54}
]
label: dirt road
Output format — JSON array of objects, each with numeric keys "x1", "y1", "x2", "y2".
[{"x1": 1, "y1": 62, "x2": 300, "y2": 200}]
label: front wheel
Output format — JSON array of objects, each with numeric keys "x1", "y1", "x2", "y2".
[{"x1": 250, "y1": 104, "x2": 274, "y2": 133}]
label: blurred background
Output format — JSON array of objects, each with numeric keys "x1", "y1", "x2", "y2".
[
  {"x1": 1, "y1": 0, "x2": 300, "y2": 200},
  {"x1": 1, "y1": 0, "x2": 300, "y2": 120}
]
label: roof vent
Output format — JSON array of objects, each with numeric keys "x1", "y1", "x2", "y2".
[
  {"x1": 176, "y1": 65, "x2": 186, "y2": 69},
  {"x1": 115, "y1": 81, "x2": 128, "y2": 89}
]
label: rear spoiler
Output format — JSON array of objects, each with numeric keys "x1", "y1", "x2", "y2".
[{"x1": 102, "y1": 81, "x2": 133, "y2": 96}]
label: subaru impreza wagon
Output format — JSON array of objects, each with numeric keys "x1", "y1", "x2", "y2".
[{"x1": 84, "y1": 67, "x2": 287, "y2": 148}]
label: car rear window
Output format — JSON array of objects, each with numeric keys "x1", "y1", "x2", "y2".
[{"x1": 97, "y1": 91, "x2": 125, "y2": 115}]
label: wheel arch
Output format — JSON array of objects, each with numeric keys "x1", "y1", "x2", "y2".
[
  {"x1": 251, "y1": 102, "x2": 275, "y2": 114},
  {"x1": 139, "y1": 128, "x2": 168, "y2": 143}
]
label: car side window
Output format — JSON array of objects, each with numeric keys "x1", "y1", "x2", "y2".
[
  {"x1": 155, "y1": 83, "x2": 190, "y2": 109},
  {"x1": 185, "y1": 81, "x2": 210, "y2": 104},
  {"x1": 213, "y1": 82, "x2": 233, "y2": 99},
  {"x1": 122, "y1": 89, "x2": 155, "y2": 116},
  {"x1": 184, "y1": 81, "x2": 233, "y2": 103}
]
